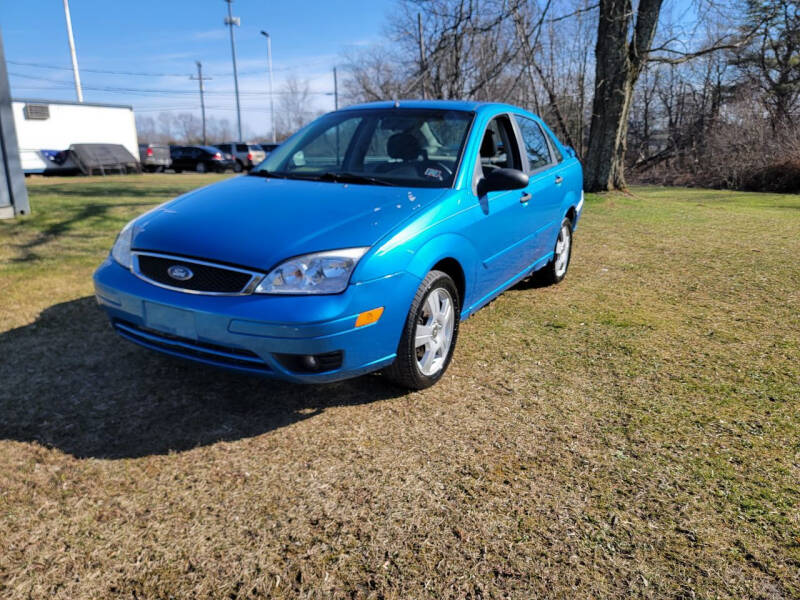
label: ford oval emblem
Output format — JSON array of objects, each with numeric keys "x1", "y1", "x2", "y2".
[{"x1": 167, "y1": 265, "x2": 194, "y2": 281}]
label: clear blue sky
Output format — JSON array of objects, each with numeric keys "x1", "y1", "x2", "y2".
[{"x1": 1, "y1": 0, "x2": 395, "y2": 138}]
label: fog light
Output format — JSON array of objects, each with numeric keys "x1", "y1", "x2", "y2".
[
  {"x1": 274, "y1": 351, "x2": 343, "y2": 373},
  {"x1": 355, "y1": 306, "x2": 384, "y2": 327}
]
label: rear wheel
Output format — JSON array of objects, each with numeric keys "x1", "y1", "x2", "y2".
[
  {"x1": 196, "y1": 162, "x2": 207, "y2": 173},
  {"x1": 539, "y1": 218, "x2": 573, "y2": 285},
  {"x1": 233, "y1": 161, "x2": 244, "y2": 173},
  {"x1": 384, "y1": 270, "x2": 460, "y2": 390}
]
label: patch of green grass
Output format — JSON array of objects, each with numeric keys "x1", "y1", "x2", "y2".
[
  {"x1": 0, "y1": 173, "x2": 230, "y2": 329},
  {"x1": 0, "y1": 180, "x2": 798, "y2": 599}
]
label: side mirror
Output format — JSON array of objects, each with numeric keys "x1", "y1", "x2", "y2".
[
  {"x1": 478, "y1": 168, "x2": 529, "y2": 196},
  {"x1": 565, "y1": 146, "x2": 577, "y2": 159}
]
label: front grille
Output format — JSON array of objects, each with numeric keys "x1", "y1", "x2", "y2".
[
  {"x1": 135, "y1": 253, "x2": 257, "y2": 294},
  {"x1": 113, "y1": 320, "x2": 271, "y2": 373}
]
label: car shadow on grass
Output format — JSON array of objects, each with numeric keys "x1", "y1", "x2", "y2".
[{"x1": 0, "y1": 297, "x2": 405, "y2": 460}]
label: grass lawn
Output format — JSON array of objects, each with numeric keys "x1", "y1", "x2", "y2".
[{"x1": 1, "y1": 174, "x2": 798, "y2": 599}]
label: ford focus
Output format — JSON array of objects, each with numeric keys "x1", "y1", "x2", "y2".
[{"x1": 93, "y1": 101, "x2": 584, "y2": 389}]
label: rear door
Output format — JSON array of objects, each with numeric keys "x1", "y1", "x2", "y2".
[
  {"x1": 171, "y1": 147, "x2": 187, "y2": 170},
  {"x1": 513, "y1": 114, "x2": 563, "y2": 261}
]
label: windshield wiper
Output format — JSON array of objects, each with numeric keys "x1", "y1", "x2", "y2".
[
  {"x1": 312, "y1": 172, "x2": 395, "y2": 186},
  {"x1": 250, "y1": 170, "x2": 394, "y2": 186},
  {"x1": 248, "y1": 170, "x2": 290, "y2": 179}
]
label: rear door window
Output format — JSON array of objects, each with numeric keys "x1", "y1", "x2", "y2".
[{"x1": 516, "y1": 116, "x2": 553, "y2": 172}]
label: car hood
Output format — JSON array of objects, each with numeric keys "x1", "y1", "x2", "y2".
[{"x1": 131, "y1": 175, "x2": 446, "y2": 270}]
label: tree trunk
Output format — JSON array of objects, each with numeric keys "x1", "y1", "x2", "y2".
[{"x1": 584, "y1": 0, "x2": 664, "y2": 191}]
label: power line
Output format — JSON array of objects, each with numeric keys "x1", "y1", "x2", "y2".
[
  {"x1": 6, "y1": 58, "x2": 333, "y2": 78},
  {"x1": 8, "y1": 72, "x2": 334, "y2": 96}
]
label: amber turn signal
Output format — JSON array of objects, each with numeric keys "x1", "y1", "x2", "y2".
[{"x1": 355, "y1": 307, "x2": 384, "y2": 327}]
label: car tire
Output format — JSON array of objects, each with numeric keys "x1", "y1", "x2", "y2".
[
  {"x1": 174, "y1": 169, "x2": 183, "y2": 174},
  {"x1": 233, "y1": 161, "x2": 243, "y2": 173},
  {"x1": 196, "y1": 162, "x2": 207, "y2": 173},
  {"x1": 539, "y1": 217, "x2": 573, "y2": 285},
  {"x1": 384, "y1": 270, "x2": 460, "y2": 390}
]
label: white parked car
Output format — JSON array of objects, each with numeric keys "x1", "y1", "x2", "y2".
[{"x1": 215, "y1": 143, "x2": 266, "y2": 172}]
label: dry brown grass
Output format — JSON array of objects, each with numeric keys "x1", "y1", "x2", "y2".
[{"x1": 1, "y1": 176, "x2": 798, "y2": 598}]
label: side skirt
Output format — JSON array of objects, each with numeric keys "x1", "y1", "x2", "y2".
[{"x1": 461, "y1": 252, "x2": 554, "y2": 320}]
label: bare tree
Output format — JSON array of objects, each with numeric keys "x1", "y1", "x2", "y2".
[
  {"x1": 173, "y1": 113, "x2": 203, "y2": 144},
  {"x1": 344, "y1": 0, "x2": 536, "y2": 103},
  {"x1": 135, "y1": 115, "x2": 157, "y2": 144},
  {"x1": 735, "y1": 0, "x2": 800, "y2": 129},
  {"x1": 276, "y1": 75, "x2": 320, "y2": 139}
]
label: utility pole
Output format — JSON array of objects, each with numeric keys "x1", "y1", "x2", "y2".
[
  {"x1": 224, "y1": 0, "x2": 243, "y2": 141},
  {"x1": 417, "y1": 13, "x2": 426, "y2": 100},
  {"x1": 333, "y1": 66, "x2": 339, "y2": 110},
  {"x1": 260, "y1": 31, "x2": 276, "y2": 144},
  {"x1": 62, "y1": 0, "x2": 83, "y2": 102},
  {"x1": 190, "y1": 62, "x2": 212, "y2": 145}
]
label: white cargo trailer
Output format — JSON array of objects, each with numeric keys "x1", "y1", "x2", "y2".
[{"x1": 12, "y1": 98, "x2": 139, "y2": 174}]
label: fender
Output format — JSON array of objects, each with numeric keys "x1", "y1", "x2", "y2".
[
  {"x1": 562, "y1": 187, "x2": 582, "y2": 227},
  {"x1": 404, "y1": 232, "x2": 479, "y2": 297}
]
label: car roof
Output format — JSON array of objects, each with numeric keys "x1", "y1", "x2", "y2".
[{"x1": 340, "y1": 99, "x2": 532, "y2": 116}]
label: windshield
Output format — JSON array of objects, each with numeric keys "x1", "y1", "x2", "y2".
[{"x1": 252, "y1": 108, "x2": 474, "y2": 188}]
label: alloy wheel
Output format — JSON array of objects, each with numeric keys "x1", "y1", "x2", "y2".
[
  {"x1": 414, "y1": 288, "x2": 455, "y2": 376},
  {"x1": 554, "y1": 223, "x2": 571, "y2": 278}
]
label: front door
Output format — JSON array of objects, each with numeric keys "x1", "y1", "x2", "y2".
[{"x1": 468, "y1": 115, "x2": 539, "y2": 300}]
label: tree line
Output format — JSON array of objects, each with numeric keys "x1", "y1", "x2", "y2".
[
  {"x1": 342, "y1": 0, "x2": 800, "y2": 192},
  {"x1": 138, "y1": 0, "x2": 799, "y2": 192}
]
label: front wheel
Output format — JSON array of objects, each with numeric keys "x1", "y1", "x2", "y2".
[
  {"x1": 539, "y1": 218, "x2": 573, "y2": 285},
  {"x1": 384, "y1": 270, "x2": 460, "y2": 390},
  {"x1": 196, "y1": 162, "x2": 207, "y2": 173},
  {"x1": 233, "y1": 161, "x2": 244, "y2": 173}
]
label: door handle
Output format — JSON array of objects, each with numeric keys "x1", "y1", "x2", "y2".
[
  {"x1": 520, "y1": 192, "x2": 532, "y2": 204},
  {"x1": 555, "y1": 175, "x2": 564, "y2": 184}
]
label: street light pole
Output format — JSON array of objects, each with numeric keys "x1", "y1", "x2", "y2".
[
  {"x1": 260, "y1": 31, "x2": 276, "y2": 144},
  {"x1": 62, "y1": 0, "x2": 83, "y2": 102},
  {"x1": 333, "y1": 66, "x2": 339, "y2": 110},
  {"x1": 224, "y1": 0, "x2": 243, "y2": 141},
  {"x1": 417, "y1": 12, "x2": 426, "y2": 100}
]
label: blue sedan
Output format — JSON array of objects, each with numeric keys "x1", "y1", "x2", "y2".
[{"x1": 94, "y1": 101, "x2": 583, "y2": 389}]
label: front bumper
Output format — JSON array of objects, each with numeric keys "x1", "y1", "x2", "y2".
[{"x1": 93, "y1": 258, "x2": 419, "y2": 383}]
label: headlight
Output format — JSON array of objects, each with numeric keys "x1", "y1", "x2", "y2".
[
  {"x1": 255, "y1": 247, "x2": 368, "y2": 294},
  {"x1": 111, "y1": 221, "x2": 135, "y2": 270}
]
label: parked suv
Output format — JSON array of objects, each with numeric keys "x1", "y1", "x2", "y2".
[
  {"x1": 169, "y1": 146, "x2": 235, "y2": 173},
  {"x1": 139, "y1": 144, "x2": 171, "y2": 172},
  {"x1": 216, "y1": 142, "x2": 266, "y2": 171},
  {"x1": 259, "y1": 143, "x2": 280, "y2": 157}
]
